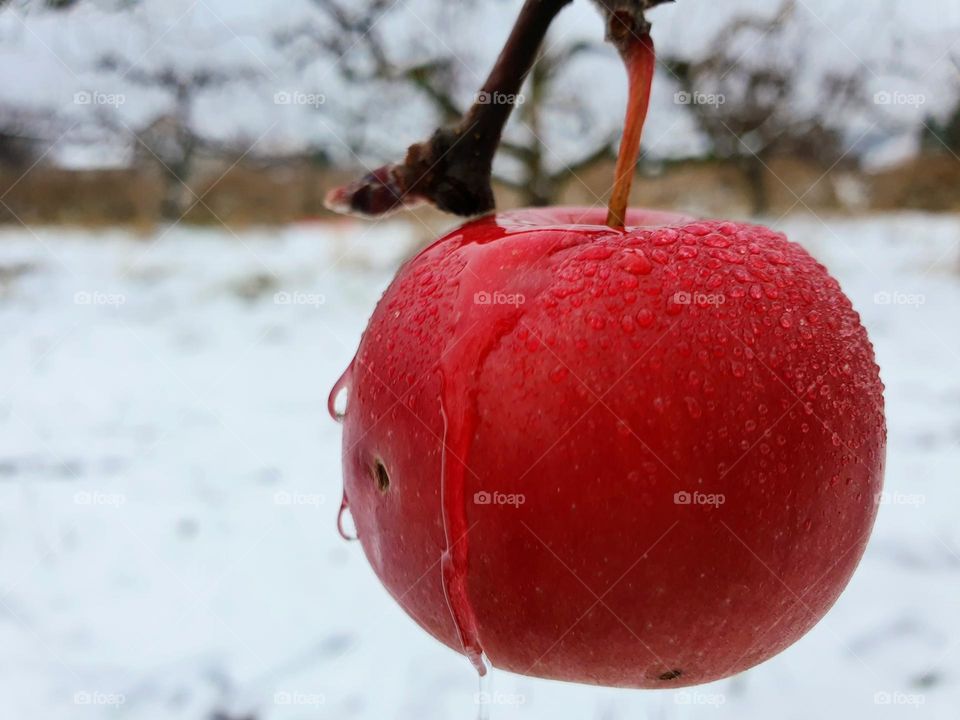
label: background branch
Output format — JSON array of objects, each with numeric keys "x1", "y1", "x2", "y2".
[{"x1": 325, "y1": 0, "x2": 576, "y2": 217}]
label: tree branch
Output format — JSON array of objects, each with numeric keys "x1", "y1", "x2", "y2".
[
  {"x1": 325, "y1": 0, "x2": 574, "y2": 217},
  {"x1": 592, "y1": 0, "x2": 674, "y2": 52},
  {"x1": 325, "y1": 0, "x2": 674, "y2": 219}
]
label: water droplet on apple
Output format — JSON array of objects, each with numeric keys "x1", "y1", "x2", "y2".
[
  {"x1": 587, "y1": 313, "x2": 606, "y2": 330},
  {"x1": 620, "y1": 248, "x2": 653, "y2": 275},
  {"x1": 328, "y1": 365, "x2": 353, "y2": 422},
  {"x1": 651, "y1": 228, "x2": 679, "y2": 245},
  {"x1": 337, "y1": 493, "x2": 358, "y2": 541},
  {"x1": 703, "y1": 233, "x2": 731, "y2": 248},
  {"x1": 684, "y1": 222, "x2": 713, "y2": 236}
]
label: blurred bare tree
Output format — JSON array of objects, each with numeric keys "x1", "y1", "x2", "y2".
[
  {"x1": 0, "y1": 0, "x2": 80, "y2": 8},
  {"x1": 2, "y1": 0, "x2": 956, "y2": 224},
  {"x1": 921, "y1": 57, "x2": 960, "y2": 155},
  {"x1": 922, "y1": 100, "x2": 960, "y2": 155},
  {"x1": 0, "y1": 107, "x2": 45, "y2": 171},
  {"x1": 662, "y1": 1, "x2": 866, "y2": 215},
  {"x1": 93, "y1": 59, "x2": 262, "y2": 219},
  {"x1": 277, "y1": 0, "x2": 616, "y2": 207}
]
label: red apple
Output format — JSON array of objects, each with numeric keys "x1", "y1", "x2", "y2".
[
  {"x1": 331, "y1": 205, "x2": 886, "y2": 687},
  {"x1": 327, "y1": 8, "x2": 885, "y2": 690}
]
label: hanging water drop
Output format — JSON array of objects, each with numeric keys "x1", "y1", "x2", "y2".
[
  {"x1": 474, "y1": 653, "x2": 494, "y2": 720},
  {"x1": 328, "y1": 365, "x2": 353, "y2": 422},
  {"x1": 337, "y1": 492, "x2": 358, "y2": 541}
]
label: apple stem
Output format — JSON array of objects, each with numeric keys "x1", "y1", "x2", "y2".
[{"x1": 606, "y1": 31, "x2": 656, "y2": 230}]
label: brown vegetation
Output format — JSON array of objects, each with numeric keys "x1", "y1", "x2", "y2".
[
  {"x1": 1, "y1": 154, "x2": 957, "y2": 230},
  {"x1": 870, "y1": 154, "x2": 960, "y2": 212}
]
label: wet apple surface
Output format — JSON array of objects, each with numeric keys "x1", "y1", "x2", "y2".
[{"x1": 331, "y1": 206, "x2": 886, "y2": 687}]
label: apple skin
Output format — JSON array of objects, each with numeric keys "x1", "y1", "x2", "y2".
[{"x1": 336, "y1": 207, "x2": 885, "y2": 688}]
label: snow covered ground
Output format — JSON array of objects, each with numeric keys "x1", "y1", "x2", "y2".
[{"x1": 1, "y1": 212, "x2": 958, "y2": 720}]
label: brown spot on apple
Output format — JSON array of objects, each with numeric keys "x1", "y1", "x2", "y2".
[{"x1": 373, "y1": 459, "x2": 390, "y2": 493}]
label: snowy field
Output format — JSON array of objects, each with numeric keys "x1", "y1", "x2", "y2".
[{"x1": 1, "y1": 212, "x2": 959, "y2": 720}]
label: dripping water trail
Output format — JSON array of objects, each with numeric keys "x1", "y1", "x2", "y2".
[
  {"x1": 475, "y1": 653, "x2": 493, "y2": 720},
  {"x1": 435, "y1": 236, "x2": 546, "y2": 688},
  {"x1": 439, "y1": 371, "x2": 486, "y2": 675},
  {"x1": 329, "y1": 363, "x2": 358, "y2": 541}
]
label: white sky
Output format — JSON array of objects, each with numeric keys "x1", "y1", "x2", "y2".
[{"x1": 1, "y1": 0, "x2": 958, "y2": 169}]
